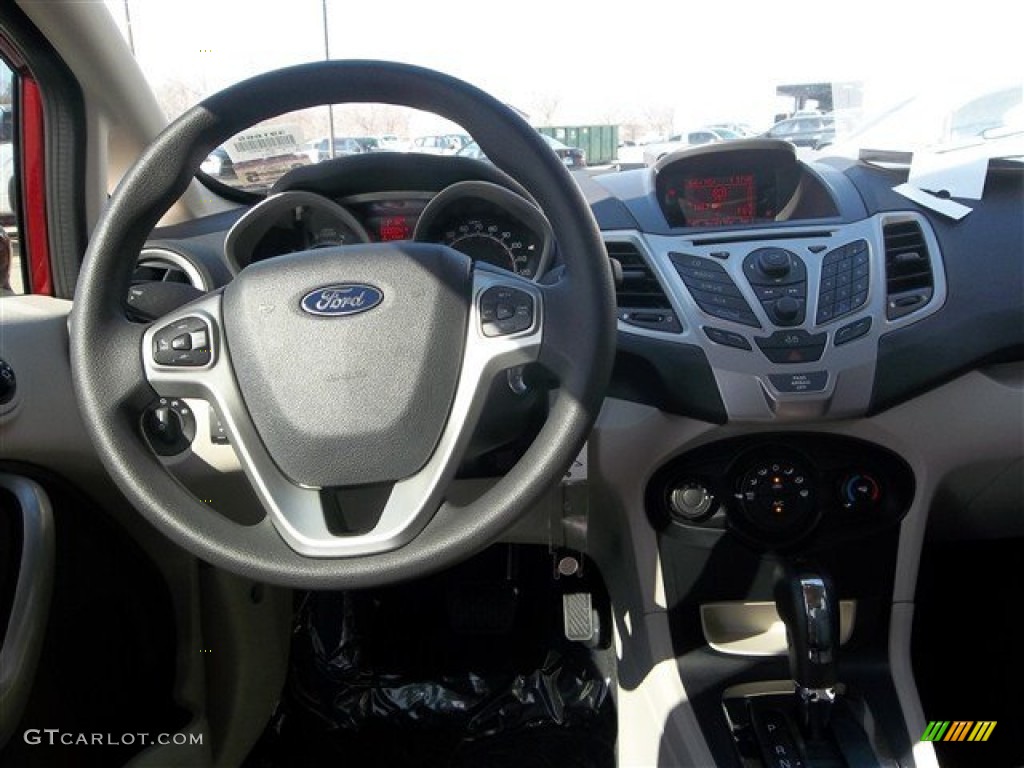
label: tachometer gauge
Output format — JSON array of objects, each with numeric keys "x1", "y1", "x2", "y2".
[
  {"x1": 414, "y1": 180, "x2": 554, "y2": 280},
  {"x1": 224, "y1": 190, "x2": 371, "y2": 271},
  {"x1": 442, "y1": 216, "x2": 541, "y2": 277}
]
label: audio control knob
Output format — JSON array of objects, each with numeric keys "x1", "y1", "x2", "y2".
[
  {"x1": 669, "y1": 482, "x2": 715, "y2": 521},
  {"x1": 773, "y1": 296, "x2": 802, "y2": 323},
  {"x1": 757, "y1": 250, "x2": 791, "y2": 277}
]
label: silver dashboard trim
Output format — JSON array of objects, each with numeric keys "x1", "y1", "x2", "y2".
[{"x1": 606, "y1": 212, "x2": 947, "y2": 422}]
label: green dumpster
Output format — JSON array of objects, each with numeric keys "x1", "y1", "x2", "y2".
[{"x1": 537, "y1": 124, "x2": 619, "y2": 166}]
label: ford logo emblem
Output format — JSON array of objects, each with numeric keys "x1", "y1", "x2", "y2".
[{"x1": 300, "y1": 284, "x2": 384, "y2": 317}]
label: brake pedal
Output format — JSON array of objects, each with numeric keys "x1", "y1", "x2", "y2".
[{"x1": 562, "y1": 592, "x2": 596, "y2": 644}]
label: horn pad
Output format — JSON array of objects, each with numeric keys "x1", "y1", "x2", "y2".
[{"x1": 222, "y1": 243, "x2": 472, "y2": 487}]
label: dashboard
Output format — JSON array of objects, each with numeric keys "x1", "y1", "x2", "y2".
[{"x1": 141, "y1": 141, "x2": 1023, "y2": 430}]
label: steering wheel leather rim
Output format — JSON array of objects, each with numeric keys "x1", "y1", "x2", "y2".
[{"x1": 70, "y1": 60, "x2": 616, "y2": 588}]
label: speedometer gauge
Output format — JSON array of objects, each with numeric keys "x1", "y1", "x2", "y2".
[
  {"x1": 442, "y1": 216, "x2": 541, "y2": 277},
  {"x1": 414, "y1": 180, "x2": 554, "y2": 281}
]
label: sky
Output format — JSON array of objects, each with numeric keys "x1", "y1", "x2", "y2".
[{"x1": 102, "y1": 0, "x2": 1021, "y2": 137}]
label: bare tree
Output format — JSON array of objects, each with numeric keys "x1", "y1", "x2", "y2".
[
  {"x1": 333, "y1": 104, "x2": 413, "y2": 138},
  {"x1": 154, "y1": 78, "x2": 205, "y2": 121},
  {"x1": 376, "y1": 105, "x2": 411, "y2": 136},
  {"x1": 531, "y1": 92, "x2": 561, "y2": 127},
  {"x1": 642, "y1": 104, "x2": 675, "y2": 140}
]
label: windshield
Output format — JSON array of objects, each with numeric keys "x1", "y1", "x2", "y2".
[{"x1": 103, "y1": 0, "x2": 1022, "y2": 192}]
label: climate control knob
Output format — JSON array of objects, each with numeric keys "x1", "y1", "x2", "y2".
[
  {"x1": 840, "y1": 473, "x2": 882, "y2": 509},
  {"x1": 668, "y1": 482, "x2": 715, "y2": 521}
]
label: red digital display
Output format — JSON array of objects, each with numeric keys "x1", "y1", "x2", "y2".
[
  {"x1": 679, "y1": 174, "x2": 756, "y2": 226},
  {"x1": 379, "y1": 215, "x2": 411, "y2": 241}
]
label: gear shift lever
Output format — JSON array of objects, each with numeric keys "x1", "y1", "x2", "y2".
[{"x1": 775, "y1": 564, "x2": 840, "y2": 738}]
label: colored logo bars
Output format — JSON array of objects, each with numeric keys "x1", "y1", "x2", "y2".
[{"x1": 921, "y1": 721, "x2": 997, "y2": 742}]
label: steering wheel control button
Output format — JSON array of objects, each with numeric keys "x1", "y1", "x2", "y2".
[
  {"x1": 209, "y1": 405, "x2": 229, "y2": 445},
  {"x1": 0, "y1": 359, "x2": 16, "y2": 405},
  {"x1": 142, "y1": 398, "x2": 197, "y2": 456},
  {"x1": 703, "y1": 326, "x2": 752, "y2": 351},
  {"x1": 768, "y1": 371, "x2": 828, "y2": 393},
  {"x1": 480, "y1": 286, "x2": 534, "y2": 337},
  {"x1": 817, "y1": 240, "x2": 870, "y2": 324},
  {"x1": 834, "y1": 317, "x2": 872, "y2": 347},
  {"x1": 755, "y1": 330, "x2": 827, "y2": 364},
  {"x1": 671, "y1": 253, "x2": 761, "y2": 328},
  {"x1": 153, "y1": 316, "x2": 212, "y2": 366}
]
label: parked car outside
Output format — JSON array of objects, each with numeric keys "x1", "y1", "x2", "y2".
[
  {"x1": 457, "y1": 132, "x2": 586, "y2": 168},
  {"x1": 353, "y1": 136, "x2": 381, "y2": 152},
  {"x1": 763, "y1": 114, "x2": 837, "y2": 147},
  {"x1": 409, "y1": 133, "x2": 471, "y2": 155},
  {"x1": 615, "y1": 140, "x2": 646, "y2": 169},
  {"x1": 707, "y1": 122, "x2": 758, "y2": 137},
  {"x1": 302, "y1": 136, "x2": 365, "y2": 163},
  {"x1": 377, "y1": 134, "x2": 405, "y2": 150},
  {"x1": 642, "y1": 127, "x2": 731, "y2": 165},
  {"x1": 199, "y1": 147, "x2": 236, "y2": 181}
]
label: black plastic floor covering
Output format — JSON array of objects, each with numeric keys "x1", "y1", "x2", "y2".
[
  {"x1": 245, "y1": 546, "x2": 616, "y2": 768},
  {"x1": 913, "y1": 538, "x2": 1024, "y2": 768}
]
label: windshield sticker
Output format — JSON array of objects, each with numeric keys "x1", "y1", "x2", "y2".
[
  {"x1": 908, "y1": 152, "x2": 988, "y2": 200},
  {"x1": 223, "y1": 125, "x2": 303, "y2": 164},
  {"x1": 892, "y1": 183, "x2": 972, "y2": 220}
]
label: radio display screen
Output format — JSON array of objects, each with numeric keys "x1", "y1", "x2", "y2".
[
  {"x1": 653, "y1": 145, "x2": 810, "y2": 229},
  {"x1": 677, "y1": 174, "x2": 756, "y2": 227}
]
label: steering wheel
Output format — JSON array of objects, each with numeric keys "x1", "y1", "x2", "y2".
[{"x1": 70, "y1": 61, "x2": 616, "y2": 589}]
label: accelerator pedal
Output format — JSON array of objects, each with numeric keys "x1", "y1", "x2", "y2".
[{"x1": 562, "y1": 592, "x2": 597, "y2": 645}]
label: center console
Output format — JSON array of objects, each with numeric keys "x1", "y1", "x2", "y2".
[
  {"x1": 606, "y1": 140, "x2": 947, "y2": 423},
  {"x1": 647, "y1": 434, "x2": 915, "y2": 767}
]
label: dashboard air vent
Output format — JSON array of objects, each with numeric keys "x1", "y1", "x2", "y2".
[
  {"x1": 127, "y1": 248, "x2": 206, "y2": 322},
  {"x1": 605, "y1": 240, "x2": 681, "y2": 333},
  {"x1": 132, "y1": 260, "x2": 192, "y2": 286},
  {"x1": 883, "y1": 220, "x2": 933, "y2": 320},
  {"x1": 132, "y1": 248, "x2": 205, "y2": 289}
]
